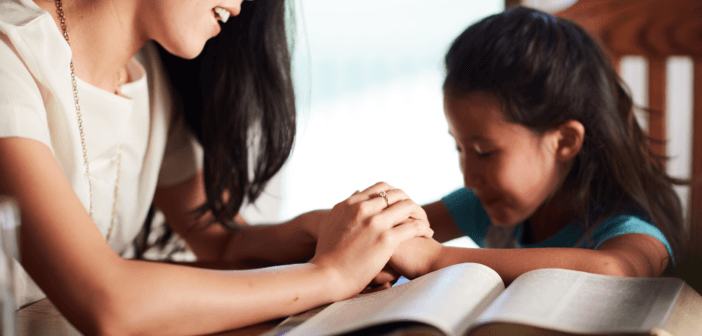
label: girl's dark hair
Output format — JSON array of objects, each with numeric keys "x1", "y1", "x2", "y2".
[
  {"x1": 443, "y1": 7, "x2": 684, "y2": 257},
  {"x1": 134, "y1": 0, "x2": 295, "y2": 257}
]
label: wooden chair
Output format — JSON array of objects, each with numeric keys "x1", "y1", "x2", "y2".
[{"x1": 552, "y1": 0, "x2": 702, "y2": 291}]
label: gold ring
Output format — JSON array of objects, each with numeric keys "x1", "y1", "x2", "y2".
[{"x1": 377, "y1": 190, "x2": 390, "y2": 207}]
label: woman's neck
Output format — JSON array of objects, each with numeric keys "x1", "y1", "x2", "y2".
[{"x1": 35, "y1": 0, "x2": 147, "y2": 94}]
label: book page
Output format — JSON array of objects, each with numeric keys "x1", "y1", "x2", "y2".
[
  {"x1": 285, "y1": 263, "x2": 504, "y2": 336},
  {"x1": 393, "y1": 236, "x2": 481, "y2": 288},
  {"x1": 471, "y1": 269, "x2": 684, "y2": 335}
]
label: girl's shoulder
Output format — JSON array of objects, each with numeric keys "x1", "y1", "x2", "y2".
[
  {"x1": 589, "y1": 213, "x2": 673, "y2": 257},
  {"x1": 441, "y1": 188, "x2": 492, "y2": 245},
  {"x1": 442, "y1": 188, "x2": 489, "y2": 225}
]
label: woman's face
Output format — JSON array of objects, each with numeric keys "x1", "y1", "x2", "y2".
[
  {"x1": 141, "y1": 0, "x2": 247, "y2": 59},
  {"x1": 444, "y1": 92, "x2": 562, "y2": 227}
]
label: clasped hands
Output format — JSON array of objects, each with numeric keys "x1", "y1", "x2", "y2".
[{"x1": 306, "y1": 182, "x2": 445, "y2": 298}]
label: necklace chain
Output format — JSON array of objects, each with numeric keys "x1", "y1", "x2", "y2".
[{"x1": 55, "y1": 0, "x2": 120, "y2": 242}]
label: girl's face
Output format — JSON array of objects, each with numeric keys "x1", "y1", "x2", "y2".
[
  {"x1": 444, "y1": 92, "x2": 562, "y2": 227},
  {"x1": 140, "y1": 0, "x2": 247, "y2": 59}
]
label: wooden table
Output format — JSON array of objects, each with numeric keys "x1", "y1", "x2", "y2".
[
  {"x1": 14, "y1": 299, "x2": 280, "y2": 336},
  {"x1": 14, "y1": 283, "x2": 702, "y2": 336}
]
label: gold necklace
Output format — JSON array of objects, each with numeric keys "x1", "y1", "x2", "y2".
[{"x1": 55, "y1": 0, "x2": 121, "y2": 242}]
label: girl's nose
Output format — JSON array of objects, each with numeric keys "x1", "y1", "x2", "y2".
[{"x1": 463, "y1": 168, "x2": 485, "y2": 189}]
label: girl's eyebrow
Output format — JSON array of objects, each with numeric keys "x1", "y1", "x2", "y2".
[{"x1": 448, "y1": 131, "x2": 496, "y2": 143}]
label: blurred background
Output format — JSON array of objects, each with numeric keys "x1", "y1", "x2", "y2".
[
  {"x1": 240, "y1": 0, "x2": 504, "y2": 222},
  {"x1": 236, "y1": 0, "x2": 701, "y2": 290},
  {"x1": 241, "y1": 0, "x2": 698, "y2": 229}
]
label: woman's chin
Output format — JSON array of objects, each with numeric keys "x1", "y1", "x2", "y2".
[
  {"x1": 179, "y1": 44, "x2": 207, "y2": 60},
  {"x1": 159, "y1": 40, "x2": 207, "y2": 60}
]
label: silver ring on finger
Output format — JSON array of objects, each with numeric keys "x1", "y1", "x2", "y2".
[{"x1": 376, "y1": 190, "x2": 390, "y2": 207}]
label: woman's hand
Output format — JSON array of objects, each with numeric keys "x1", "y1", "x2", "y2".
[
  {"x1": 310, "y1": 182, "x2": 433, "y2": 300},
  {"x1": 296, "y1": 209, "x2": 330, "y2": 241},
  {"x1": 387, "y1": 237, "x2": 444, "y2": 280}
]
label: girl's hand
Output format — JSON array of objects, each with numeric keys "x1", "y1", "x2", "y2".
[
  {"x1": 388, "y1": 237, "x2": 444, "y2": 280},
  {"x1": 310, "y1": 182, "x2": 433, "y2": 300},
  {"x1": 361, "y1": 265, "x2": 401, "y2": 294}
]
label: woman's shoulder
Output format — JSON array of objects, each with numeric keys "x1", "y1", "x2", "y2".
[
  {"x1": 0, "y1": 0, "x2": 47, "y2": 29},
  {"x1": 0, "y1": 22, "x2": 53, "y2": 148},
  {"x1": 0, "y1": 0, "x2": 71, "y2": 87}
]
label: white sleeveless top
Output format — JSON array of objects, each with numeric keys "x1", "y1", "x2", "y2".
[{"x1": 0, "y1": 0, "x2": 203, "y2": 307}]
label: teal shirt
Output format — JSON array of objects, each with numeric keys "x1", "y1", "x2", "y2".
[{"x1": 442, "y1": 188, "x2": 673, "y2": 256}]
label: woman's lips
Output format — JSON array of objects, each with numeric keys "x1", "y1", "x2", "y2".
[{"x1": 214, "y1": 7, "x2": 231, "y2": 23}]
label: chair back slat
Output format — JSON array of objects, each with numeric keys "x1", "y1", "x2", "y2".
[
  {"x1": 554, "y1": 0, "x2": 702, "y2": 290},
  {"x1": 647, "y1": 58, "x2": 667, "y2": 159},
  {"x1": 691, "y1": 59, "x2": 702, "y2": 246}
]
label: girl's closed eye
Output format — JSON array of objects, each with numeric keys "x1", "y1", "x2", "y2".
[
  {"x1": 454, "y1": 142, "x2": 492, "y2": 158},
  {"x1": 473, "y1": 143, "x2": 492, "y2": 158}
]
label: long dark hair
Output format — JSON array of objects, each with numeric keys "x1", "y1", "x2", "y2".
[
  {"x1": 443, "y1": 7, "x2": 684, "y2": 257},
  {"x1": 134, "y1": 0, "x2": 295, "y2": 256}
]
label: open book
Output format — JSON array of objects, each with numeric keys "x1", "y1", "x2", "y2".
[{"x1": 281, "y1": 263, "x2": 685, "y2": 336}]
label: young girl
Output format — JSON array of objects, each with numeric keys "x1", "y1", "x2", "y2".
[
  {"x1": 0, "y1": 0, "x2": 431, "y2": 334},
  {"x1": 386, "y1": 6, "x2": 684, "y2": 284}
]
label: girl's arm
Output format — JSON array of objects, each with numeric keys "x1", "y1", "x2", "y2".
[
  {"x1": 154, "y1": 172, "x2": 324, "y2": 267},
  {"x1": 390, "y1": 205, "x2": 670, "y2": 284},
  {"x1": 0, "y1": 137, "x2": 430, "y2": 336},
  {"x1": 423, "y1": 200, "x2": 466, "y2": 243}
]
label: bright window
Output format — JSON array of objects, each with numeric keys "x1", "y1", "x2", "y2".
[{"x1": 241, "y1": 0, "x2": 504, "y2": 222}]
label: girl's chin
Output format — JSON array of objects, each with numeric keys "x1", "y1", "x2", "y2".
[
  {"x1": 485, "y1": 209, "x2": 523, "y2": 227},
  {"x1": 484, "y1": 201, "x2": 532, "y2": 227},
  {"x1": 489, "y1": 218, "x2": 520, "y2": 227}
]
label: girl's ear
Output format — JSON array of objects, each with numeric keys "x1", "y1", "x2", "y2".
[{"x1": 555, "y1": 120, "x2": 585, "y2": 162}]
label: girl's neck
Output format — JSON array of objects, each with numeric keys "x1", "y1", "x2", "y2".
[
  {"x1": 525, "y1": 186, "x2": 578, "y2": 244},
  {"x1": 34, "y1": 0, "x2": 147, "y2": 94}
]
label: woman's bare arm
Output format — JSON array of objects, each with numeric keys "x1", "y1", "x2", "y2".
[
  {"x1": 154, "y1": 172, "x2": 323, "y2": 267},
  {"x1": 0, "y1": 137, "x2": 430, "y2": 335}
]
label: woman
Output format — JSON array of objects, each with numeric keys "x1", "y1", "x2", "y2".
[{"x1": 0, "y1": 0, "x2": 432, "y2": 334}]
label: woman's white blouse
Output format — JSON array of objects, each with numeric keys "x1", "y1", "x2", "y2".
[{"x1": 0, "y1": 0, "x2": 203, "y2": 307}]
